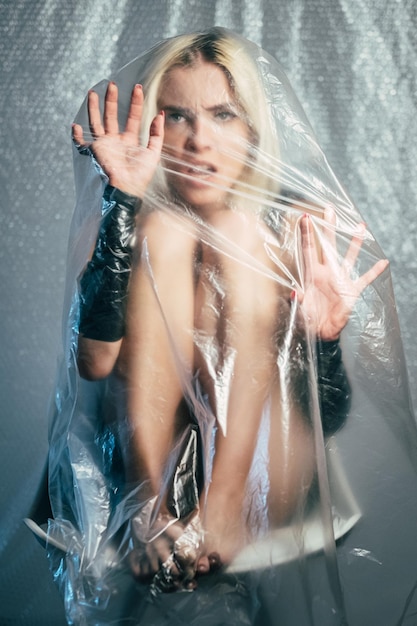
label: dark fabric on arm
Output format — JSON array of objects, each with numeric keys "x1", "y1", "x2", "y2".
[
  {"x1": 317, "y1": 339, "x2": 352, "y2": 435},
  {"x1": 78, "y1": 185, "x2": 141, "y2": 342}
]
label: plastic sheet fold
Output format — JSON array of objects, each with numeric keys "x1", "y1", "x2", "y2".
[{"x1": 43, "y1": 28, "x2": 417, "y2": 625}]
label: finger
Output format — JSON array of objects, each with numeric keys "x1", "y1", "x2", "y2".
[
  {"x1": 128, "y1": 550, "x2": 141, "y2": 578},
  {"x1": 185, "y1": 579, "x2": 198, "y2": 590},
  {"x1": 147, "y1": 548, "x2": 160, "y2": 575},
  {"x1": 343, "y1": 222, "x2": 366, "y2": 272},
  {"x1": 160, "y1": 554, "x2": 181, "y2": 579},
  {"x1": 87, "y1": 89, "x2": 104, "y2": 138},
  {"x1": 123, "y1": 84, "x2": 144, "y2": 140},
  {"x1": 290, "y1": 288, "x2": 304, "y2": 306},
  {"x1": 103, "y1": 81, "x2": 120, "y2": 135},
  {"x1": 72, "y1": 123, "x2": 86, "y2": 146},
  {"x1": 151, "y1": 536, "x2": 173, "y2": 566},
  {"x1": 321, "y1": 206, "x2": 337, "y2": 265},
  {"x1": 356, "y1": 259, "x2": 389, "y2": 294},
  {"x1": 147, "y1": 111, "x2": 165, "y2": 155},
  {"x1": 137, "y1": 558, "x2": 153, "y2": 580},
  {"x1": 129, "y1": 549, "x2": 152, "y2": 580},
  {"x1": 300, "y1": 214, "x2": 318, "y2": 285},
  {"x1": 173, "y1": 555, "x2": 195, "y2": 584}
]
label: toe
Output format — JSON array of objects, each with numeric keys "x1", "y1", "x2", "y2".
[
  {"x1": 197, "y1": 555, "x2": 210, "y2": 574},
  {"x1": 208, "y1": 551, "x2": 223, "y2": 571}
]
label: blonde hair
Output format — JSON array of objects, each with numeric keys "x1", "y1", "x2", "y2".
[{"x1": 140, "y1": 28, "x2": 280, "y2": 210}]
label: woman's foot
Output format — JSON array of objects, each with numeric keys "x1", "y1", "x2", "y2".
[{"x1": 197, "y1": 492, "x2": 247, "y2": 575}]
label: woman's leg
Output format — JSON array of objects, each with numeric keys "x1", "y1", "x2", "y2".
[
  {"x1": 116, "y1": 209, "x2": 199, "y2": 579},
  {"x1": 267, "y1": 378, "x2": 316, "y2": 527},
  {"x1": 195, "y1": 210, "x2": 316, "y2": 569},
  {"x1": 194, "y1": 209, "x2": 282, "y2": 567},
  {"x1": 118, "y1": 209, "x2": 196, "y2": 491}
]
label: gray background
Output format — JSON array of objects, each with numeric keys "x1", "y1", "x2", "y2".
[{"x1": 0, "y1": 0, "x2": 416, "y2": 624}]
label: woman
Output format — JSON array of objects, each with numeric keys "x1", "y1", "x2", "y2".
[
  {"x1": 49, "y1": 29, "x2": 389, "y2": 611},
  {"x1": 71, "y1": 29, "x2": 387, "y2": 589}
]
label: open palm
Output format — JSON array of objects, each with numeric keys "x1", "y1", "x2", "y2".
[
  {"x1": 296, "y1": 209, "x2": 388, "y2": 341},
  {"x1": 72, "y1": 82, "x2": 164, "y2": 198}
]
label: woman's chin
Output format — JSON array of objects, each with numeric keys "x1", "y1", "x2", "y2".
[{"x1": 177, "y1": 190, "x2": 227, "y2": 214}]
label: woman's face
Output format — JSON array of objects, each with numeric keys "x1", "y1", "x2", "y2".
[{"x1": 158, "y1": 60, "x2": 251, "y2": 212}]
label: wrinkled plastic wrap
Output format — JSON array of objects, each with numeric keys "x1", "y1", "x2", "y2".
[{"x1": 45, "y1": 28, "x2": 417, "y2": 625}]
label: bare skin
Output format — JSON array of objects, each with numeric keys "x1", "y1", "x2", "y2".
[
  {"x1": 74, "y1": 60, "x2": 389, "y2": 588},
  {"x1": 74, "y1": 82, "x2": 164, "y2": 380},
  {"x1": 74, "y1": 82, "x2": 164, "y2": 198}
]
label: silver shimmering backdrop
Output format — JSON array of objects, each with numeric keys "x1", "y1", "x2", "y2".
[{"x1": 0, "y1": 1, "x2": 416, "y2": 624}]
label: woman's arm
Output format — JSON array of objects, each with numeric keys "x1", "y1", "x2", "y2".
[
  {"x1": 294, "y1": 210, "x2": 387, "y2": 434},
  {"x1": 77, "y1": 185, "x2": 140, "y2": 380},
  {"x1": 73, "y1": 82, "x2": 164, "y2": 379},
  {"x1": 316, "y1": 338, "x2": 351, "y2": 435}
]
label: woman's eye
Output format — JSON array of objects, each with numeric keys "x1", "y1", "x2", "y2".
[
  {"x1": 165, "y1": 111, "x2": 185, "y2": 124},
  {"x1": 215, "y1": 109, "x2": 237, "y2": 122}
]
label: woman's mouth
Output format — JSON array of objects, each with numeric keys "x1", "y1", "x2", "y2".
[{"x1": 185, "y1": 162, "x2": 216, "y2": 178}]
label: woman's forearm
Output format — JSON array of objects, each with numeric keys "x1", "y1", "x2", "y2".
[
  {"x1": 77, "y1": 185, "x2": 141, "y2": 379},
  {"x1": 316, "y1": 338, "x2": 352, "y2": 435}
]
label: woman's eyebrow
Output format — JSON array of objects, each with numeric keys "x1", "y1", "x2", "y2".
[
  {"x1": 160, "y1": 105, "x2": 191, "y2": 114},
  {"x1": 160, "y1": 103, "x2": 237, "y2": 115},
  {"x1": 205, "y1": 102, "x2": 238, "y2": 113},
  {"x1": 160, "y1": 105, "x2": 197, "y2": 121}
]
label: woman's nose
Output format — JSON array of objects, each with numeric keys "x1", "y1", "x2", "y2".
[{"x1": 186, "y1": 117, "x2": 213, "y2": 151}]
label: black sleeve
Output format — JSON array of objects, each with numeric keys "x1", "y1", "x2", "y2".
[
  {"x1": 78, "y1": 185, "x2": 141, "y2": 342},
  {"x1": 316, "y1": 339, "x2": 352, "y2": 435}
]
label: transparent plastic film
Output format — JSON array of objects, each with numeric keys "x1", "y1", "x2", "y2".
[{"x1": 45, "y1": 28, "x2": 417, "y2": 626}]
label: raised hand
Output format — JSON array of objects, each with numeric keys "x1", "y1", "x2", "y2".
[
  {"x1": 295, "y1": 208, "x2": 389, "y2": 341},
  {"x1": 72, "y1": 82, "x2": 164, "y2": 198}
]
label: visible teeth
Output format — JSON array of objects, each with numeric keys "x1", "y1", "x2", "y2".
[{"x1": 189, "y1": 165, "x2": 213, "y2": 174}]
